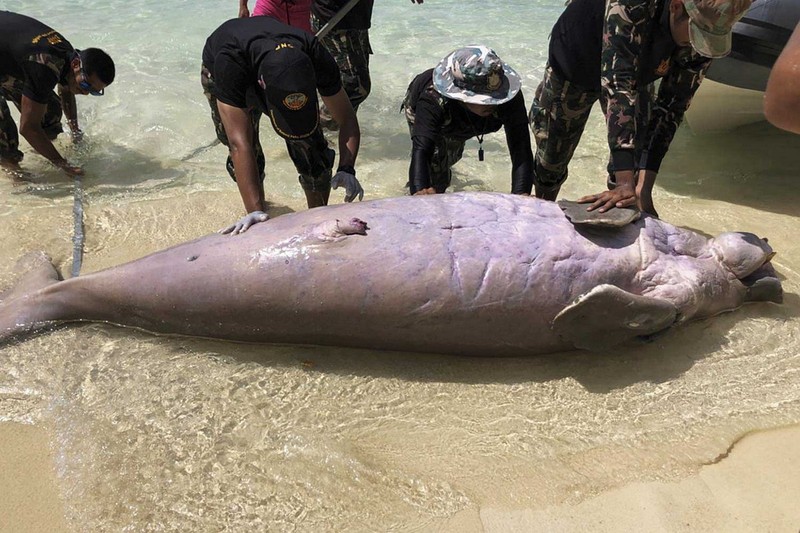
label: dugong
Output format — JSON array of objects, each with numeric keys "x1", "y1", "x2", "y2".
[{"x1": 0, "y1": 193, "x2": 782, "y2": 356}]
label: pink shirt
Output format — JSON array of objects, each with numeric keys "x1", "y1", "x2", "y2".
[{"x1": 252, "y1": 0, "x2": 312, "y2": 33}]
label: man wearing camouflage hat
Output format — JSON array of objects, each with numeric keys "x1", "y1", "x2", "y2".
[
  {"x1": 402, "y1": 45, "x2": 534, "y2": 195},
  {"x1": 529, "y1": 0, "x2": 752, "y2": 217}
]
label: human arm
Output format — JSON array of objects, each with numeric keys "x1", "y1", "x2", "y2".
[
  {"x1": 764, "y1": 22, "x2": 800, "y2": 134},
  {"x1": 582, "y1": 49, "x2": 710, "y2": 213},
  {"x1": 322, "y1": 88, "x2": 360, "y2": 172},
  {"x1": 639, "y1": 49, "x2": 710, "y2": 173},
  {"x1": 407, "y1": 92, "x2": 446, "y2": 195},
  {"x1": 18, "y1": 94, "x2": 82, "y2": 175},
  {"x1": 238, "y1": 0, "x2": 250, "y2": 18},
  {"x1": 216, "y1": 100, "x2": 268, "y2": 219},
  {"x1": 408, "y1": 136, "x2": 437, "y2": 195},
  {"x1": 584, "y1": 0, "x2": 652, "y2": 208},
  {"x1": 58, "y1": 83, "x2": 82, "y2": 142},
  {"x1": 321, "y1": 88, "x2": 364, "y2": 201}
]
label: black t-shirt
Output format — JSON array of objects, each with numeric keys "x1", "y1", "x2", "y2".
[
  {"x1": 548, "y1": 0, "x2": 675, "y2": 89},
  {"x1": 203, "y1": 17, "x2": 342, "y2": 110},
  {"x1": 311, "y1": 0, "x2": 374, "y2": 30},
  {"x1": 0, "y1": 11, "x2": 73, "y2": 104}
]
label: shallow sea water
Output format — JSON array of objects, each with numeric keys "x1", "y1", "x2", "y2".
[{"x1": 1, "y1": 0, "x2": 799, "y2": 530}]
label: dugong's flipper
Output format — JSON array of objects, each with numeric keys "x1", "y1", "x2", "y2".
[
  {"x1": 558, "y1": 200, "x2": 641, "y2": 227},
  {"x1": 552, "y1": 284, "x2": 678, "y2": 351}
]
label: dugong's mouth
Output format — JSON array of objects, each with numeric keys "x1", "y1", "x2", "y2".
[{"x1": 739, "y1": 257, "x2": 783, "y2": 304}]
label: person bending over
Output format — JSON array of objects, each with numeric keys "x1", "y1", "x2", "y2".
[
  {"x1": 403, "y1": 46, "x2": 534, "y2": 195},
  {"x1": 0, "y1": 11, "x2": 114, "y2": 176},
  {"x1": 202, "y1": 16, "x2": 363, "y2": 235}
]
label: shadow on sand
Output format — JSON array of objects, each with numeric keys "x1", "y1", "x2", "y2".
[{"x1": 658, "y1": 123, "x2": 800, "y2": 217}]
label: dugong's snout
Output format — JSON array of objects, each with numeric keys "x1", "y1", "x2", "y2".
[
  {"x1": 708, "y1": 231, "x2": 782, "y2": 305},
  {"x1": 740, "y1": 260, "x2": 783, "y2": 304},
  {"x1": 712, "y1": 232, "x2": 775, "y2": 278}
]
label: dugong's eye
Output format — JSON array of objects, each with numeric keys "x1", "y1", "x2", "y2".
[{"x1": 712, "y1": 232, "x2": 775, "y2": 279}]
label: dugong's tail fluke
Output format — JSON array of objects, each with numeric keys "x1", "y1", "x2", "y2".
[{"x1": 0, "y1": 252, "x2": 63, "y2": 343}]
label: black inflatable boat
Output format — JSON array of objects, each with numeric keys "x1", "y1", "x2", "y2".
[{"x1": 705, "y1": 0, "x2": 800, "y2": 92}]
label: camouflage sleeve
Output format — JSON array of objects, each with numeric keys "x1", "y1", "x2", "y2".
[
  {"x1": 20, "y1": 53, "x2": 63, "y2": 104},
  {"x1": 601, "y1": 0, "x2": 653, "y2": 172},
  {"x1": 640, "y1": 49, "x2": 711, "y2": 171}
]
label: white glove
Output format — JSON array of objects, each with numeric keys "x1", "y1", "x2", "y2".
[
  {"x1": 219, "y1": 210, "x2": 269, "y2": 235},
  {"x1": 331, "y1": 170, "x2": 364, "y2": 202}
]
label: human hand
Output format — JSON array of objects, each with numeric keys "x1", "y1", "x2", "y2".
[
  {"x1": 70, "y1": 128, "x2": 84, "y2": 143},
  {"x1": 219, "y1": 210, "x2": 269, "y2": 235},
  {"x1": 577, "y1": 183, "x2": 636, "y2": 212},
  {"x1": 331, "y1": 170, "x2": 364, "y2": 202},
  {"x1": 238, "y1": 3, "x2": 249, "y2": 17},
  {"x1": 413, "y1": 187, "x2": 437, "y2": 195},
  {"x1": 55, "y1": 159, "x2": 84, "y2": 176}
]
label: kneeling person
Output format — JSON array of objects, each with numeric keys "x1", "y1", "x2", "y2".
[
  {"x1": 201, "y1": 17, "x2": 363, "y2": 235},
  {"x1": 403, "y1": 46, "x2": 534, "y2": 195},
  {"x1": 0, "y1": 11, "x2": 114, "y2": 176}
]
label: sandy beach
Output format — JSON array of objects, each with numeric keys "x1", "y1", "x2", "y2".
[
  {"x1": 0, "y1": 423, "x2": 69, "y2": 533},
  {"x1": 3, "y1": 421, "x2": 798, "y2": 532}
]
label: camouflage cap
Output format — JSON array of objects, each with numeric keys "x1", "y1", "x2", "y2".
[
  {"x1": 432, "y1": 45, "x2": 521, "y2": 105},
  {"x1": 684, "y1": 0, "x2": 753, "y2": 58}
]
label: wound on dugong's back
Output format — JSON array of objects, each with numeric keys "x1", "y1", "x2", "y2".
[{"x1": 337, "y1": 218, "x2": 369, "y2": 235}]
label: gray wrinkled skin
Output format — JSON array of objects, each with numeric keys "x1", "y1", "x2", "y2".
[{"x1": 0, "y1": 193, "x2": 781, "y2": 356}]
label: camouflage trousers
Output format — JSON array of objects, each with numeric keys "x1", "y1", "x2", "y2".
[
  {"x1": 403, "y1": 96, "x2": 465, "y2": 193},
  {"x1": 201, "y1": 66, "x2": 334, "y2": 192},
  {"x1": 0, "y1": 75, "x2": 64, "y2": 162},
  {"x1": 311, "y1": 14, "x2": 372, "y2": 126},
  {"x1": 528, "y1": 66, "x2": 601, "y2": 193},
  {"x1": 529, "y1": 65, "x2": 654, "y2": 192}
]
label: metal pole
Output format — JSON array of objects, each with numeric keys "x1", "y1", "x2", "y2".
[
  {"x1": 315, "y1": 0, "x2": 362, "y2": 39},
  {"x1": 71, "y1": 173, "x2": 85, "y2": 278}
]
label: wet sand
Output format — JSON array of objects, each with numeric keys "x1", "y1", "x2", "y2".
[
  {"x1": 0, "y1": 423, "x2": 69, "y2": 533},
  {"x1": 3, "y1": 422, "x2": 798, "y2": 531},
  {"x1": 479, "y1": 425, "x2": 800, "y2": 532}
]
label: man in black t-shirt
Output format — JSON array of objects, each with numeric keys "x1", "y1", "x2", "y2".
[
  {"x1": 310, "y1": 0, "x2": 424, "y2": 130},
  {"x1": 403, "y1": 46, "x2": 534, "y2": 195},
  {"x1": 0, "y1": 11, "x2": 115, "y2": 177},
  {"x1": 202, "y1": 17, "x2": 363, "y2": 235}
]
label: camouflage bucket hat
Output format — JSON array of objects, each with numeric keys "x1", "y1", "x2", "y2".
[
  {"x1": 684, "y1": 0, "x2": 753, "y2": 58},
  {"x1": 432, "y1": 45, "x2": 521, "y2": 105}
]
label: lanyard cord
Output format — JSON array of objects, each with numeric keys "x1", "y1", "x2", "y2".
[{"x1": 464, "y1": 109, "x2": 487, "y2": 162}]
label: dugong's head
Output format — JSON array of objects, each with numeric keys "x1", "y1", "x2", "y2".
[{"x1": 710, "y1": 231, "x2": 782, "y2": 306}]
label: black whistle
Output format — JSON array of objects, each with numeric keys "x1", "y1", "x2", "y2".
[{"x1": 478, "y1": 147, "x2": 484, "y2": 162}]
